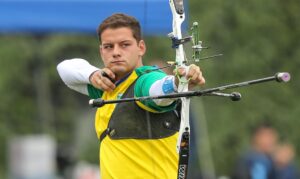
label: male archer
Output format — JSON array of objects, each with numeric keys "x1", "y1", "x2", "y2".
[{"x1": 57, "y1": 13, "x2": 205, "y2": 178}]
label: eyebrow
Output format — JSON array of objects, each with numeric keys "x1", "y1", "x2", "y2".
[{"x1": 102, "y1": 40, "x2": 133, "y2": 46}]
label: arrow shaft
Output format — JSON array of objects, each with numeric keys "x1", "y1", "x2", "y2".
[{"x1": 90, "y1": 73, "x2": 288, "y2": 107}]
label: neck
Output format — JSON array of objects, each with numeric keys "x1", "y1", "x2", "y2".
[
  {"x1": 118, "y1": 63, "x2": 143, "y2": 79},
  {"x1": 114, "y1": 72, "x2": 133, "y2": 86},
  {"x1": 115, "y1": 72, "x2": 131, "y2": 81}
]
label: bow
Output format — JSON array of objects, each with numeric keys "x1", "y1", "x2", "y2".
[{"x1": 169, "y1": 0, "x2": 191, "y2": 178}]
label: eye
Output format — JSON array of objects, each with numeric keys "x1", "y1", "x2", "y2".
[
  {"x1": 121, "y1": 43, "x2": 131, "y2": 48},
  {"x1": 103, "y1": 44, "x2": 113, "y2": 49}
]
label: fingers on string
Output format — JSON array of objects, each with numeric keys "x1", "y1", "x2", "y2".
[{"x1": 101, "y1": 68, "x2": 116, "y2": 82}]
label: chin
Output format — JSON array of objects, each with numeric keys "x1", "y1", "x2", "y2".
[{"x1": 111, "y1": 67, "x2": 130, "y2": 76}]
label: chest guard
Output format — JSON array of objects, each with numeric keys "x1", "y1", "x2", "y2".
[{"x1": 102, "y1": 81, "x2": 180, "y2": 141}]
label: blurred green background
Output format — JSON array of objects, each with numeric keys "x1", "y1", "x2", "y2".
[{"x1": 0, "y1": 0, "x2": 299, "y2": 178}]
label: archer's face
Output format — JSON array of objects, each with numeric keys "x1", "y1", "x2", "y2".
[{"x1": 99, "y1": 27, "x2": 146, "y2": 79}]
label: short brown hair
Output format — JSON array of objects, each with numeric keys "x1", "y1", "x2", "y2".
[{"x1": 97, "y1": 13, "x2": 142, "y2": 43}]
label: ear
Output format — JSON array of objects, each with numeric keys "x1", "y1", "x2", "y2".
[{"x1": 138, "y1": 40, "x2": 146, "y2": 56}]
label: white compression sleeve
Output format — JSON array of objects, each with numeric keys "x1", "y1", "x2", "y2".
[
  {"x1": 57, "y1": 58, "x2": 99, "y2": 95},
  {"x1": 149, "y1": 75, "x2": 178, "y2": 106}
]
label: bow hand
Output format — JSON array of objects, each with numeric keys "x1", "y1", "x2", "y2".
[{"x1": 174, "y1": 64, "x2": 205, "y2": 90}]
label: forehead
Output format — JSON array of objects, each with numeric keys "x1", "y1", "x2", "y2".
[
  {"x1": 256, "y1": 128, "x2": 277, "y2": 137},
  {"x1": 101, "y1": 27, "x2": 135, "y2": 43}
]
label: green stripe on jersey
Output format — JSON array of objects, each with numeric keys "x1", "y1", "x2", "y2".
[
  {"x1": 134, "y1": 66, "x2": 176, "y2": 112},
  {"x1": 87, "y1": 84, "x2": 103, "y2": 99},
  {"x1": 86, "y1": 66, "x2": 176, "y2": 112}
]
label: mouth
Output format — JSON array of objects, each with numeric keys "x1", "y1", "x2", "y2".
[{"x1": 111, "y1": 60, "x2": 125, "y2": 64}]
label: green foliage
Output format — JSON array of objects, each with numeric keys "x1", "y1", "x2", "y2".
[
  {"x1": 187, "y1": 0, "x2": 300, "y2": 176},
  {"x1": 0, "y1": 34, "x2": 101, "y2": 175}
]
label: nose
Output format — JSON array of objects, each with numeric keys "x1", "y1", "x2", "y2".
[{"x1": 112, "y1": 45, "x2": 121, "y2": 58}]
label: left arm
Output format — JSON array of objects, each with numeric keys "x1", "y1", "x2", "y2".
[
  {"x1": 148, "y1": 75, "x2": 178, "y2": 106},
  {"x1": 135, "y1": 64, "x2": 205, "y2": 111}
]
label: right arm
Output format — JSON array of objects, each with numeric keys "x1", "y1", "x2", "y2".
[{"x1": 57, "y1": 58, "x2": 100, "y2": 95}]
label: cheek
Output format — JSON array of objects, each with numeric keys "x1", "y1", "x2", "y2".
[
  {"x1": 101, "y1": 57, "x2": 110, "y2": 66},
  {"x1": 128, "y1": 53, "x2": 139, "y2": 64},
  {"x1": 100, "y1": 52, "x2": 110, "y2": 61},
  {"x1": 132, "y1": 48, "x2": 142, "y2": 58}
]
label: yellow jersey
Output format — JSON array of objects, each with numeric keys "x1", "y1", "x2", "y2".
[{"x1": 88, "y1": 66, "x2": 179, "y2": 179}]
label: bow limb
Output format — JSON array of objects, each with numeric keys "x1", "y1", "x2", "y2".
[
  {"x1": 170, "y1": 0, "x2": 185, "y2": 66},
  {"x1": 169, "y1": 0, "x2": 190, "y2": 156}
]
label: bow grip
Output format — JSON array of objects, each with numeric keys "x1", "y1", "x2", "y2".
[{"x1": 177, "y1": 65, "x2": 190, "y2": 92}]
